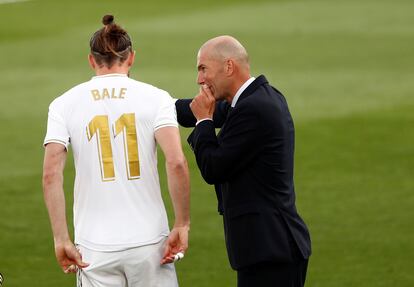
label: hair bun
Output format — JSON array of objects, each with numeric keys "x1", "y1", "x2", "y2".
[{"x1": 102, "y1": 15, "x2": 114, "y2": 25}]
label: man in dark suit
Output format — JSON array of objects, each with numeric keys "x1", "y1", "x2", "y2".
[{"x1": 175, "y1": 36, "x2": 311, "y2": 287}]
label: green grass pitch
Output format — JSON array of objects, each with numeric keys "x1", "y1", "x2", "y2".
[{"x1": 0, "y1": 0, "x2": 413, "y2": 286}]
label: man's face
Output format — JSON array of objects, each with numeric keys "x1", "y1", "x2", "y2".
[{"x1": 197, "y1": 49, "x2": 227, "y2": 101}]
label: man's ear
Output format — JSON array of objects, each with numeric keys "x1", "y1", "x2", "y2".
[
  {"x1": 127, "y1": 51, "x2": 136, "y2": 67},
  {"x1": 225, "y1": 59, "x2": 235, "y2": 76},
  {"x1": 88, "y1": 54, "x2": 96, "y2": 70}
]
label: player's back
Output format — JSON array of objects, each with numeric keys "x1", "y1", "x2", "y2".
[{"x1": 45, "y1": 74, "x2": 177, "y2": 251}]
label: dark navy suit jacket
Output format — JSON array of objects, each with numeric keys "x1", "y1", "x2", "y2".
[{"x1": 175, "y1": 75, "x2": 311, "y2": 270}]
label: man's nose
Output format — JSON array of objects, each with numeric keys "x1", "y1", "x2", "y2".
[{"x1": 197, "y1": 72, "x2": 204, "y2": 85}]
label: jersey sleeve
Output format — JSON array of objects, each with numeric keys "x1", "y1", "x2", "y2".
[
  {"x1": 43, "y1": 100, "x2": 70, "y2": 149},
  {"x1": 154, "y1": 92, "x2": 178, "y2": 131}
]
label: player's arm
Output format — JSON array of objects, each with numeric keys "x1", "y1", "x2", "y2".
[
  {"x1": 42, "y1": 143, "x2": 89, "y2": 273},
  {"x1": 155, "y1": 127, "x2": 191, "y2": 264}
]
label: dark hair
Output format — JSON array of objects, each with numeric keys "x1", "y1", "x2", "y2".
[{"x1": 89, "y1": 15, "x2": 132, "y2": 68}]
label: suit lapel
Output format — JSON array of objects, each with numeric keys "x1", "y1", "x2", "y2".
[
  {"x1": 217, "y1": 75, "x2": 268, "y2": 139},
  {"x1": 217, "y1": 106, "x2": 234, "y2": 139},
  {"x1": 235, "y1": 75, "x2": 268, "y2": 105}
]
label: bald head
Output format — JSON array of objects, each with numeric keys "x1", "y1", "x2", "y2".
[
  {"x1": 196, "y1": 36, "x2": 251, "y2": 102},
  {"x1": 199, "y1": 35, "x2": 250, "y2": 70}
]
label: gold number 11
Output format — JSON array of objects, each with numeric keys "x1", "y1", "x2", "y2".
[{"x1": 87, "y1": 113, "x2": 140, "y2": 182}]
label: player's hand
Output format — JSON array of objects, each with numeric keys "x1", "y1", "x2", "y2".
[
  {"x1": 161, "y1": 225, "x2": 189, "y2": 265},
  {"x1": 54, "y1": 240, "x2": 89, "y2": 273},
  {"x1": 190, "y1": 85, "x2": 216, "y2": 121}
]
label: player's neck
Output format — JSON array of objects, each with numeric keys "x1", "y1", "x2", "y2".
[{"x1": 94, "y1": 65, "x2": 129, "y2": 76}]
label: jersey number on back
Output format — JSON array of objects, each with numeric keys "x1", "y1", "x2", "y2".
[{"x1": 86, "y1": 113, "x2": 140, "y2": 182}]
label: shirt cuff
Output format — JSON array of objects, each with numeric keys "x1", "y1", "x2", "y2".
[{"x1": 196, "y1": 118, "x2": 213, "y2": 126}]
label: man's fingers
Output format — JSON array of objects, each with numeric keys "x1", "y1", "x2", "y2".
[
  {"x1": 56, "y1": 242, "x2": 89, "y2": 274},
  {"x1": 190, "y1": 96, "x2": 202, "y2": 113},
  {"x1": 194, "y1": 90, "x2": 214, "y2": 108},
  {"x1": 201, "y1": 85, "x2": 214, "y2": 99},
  {"x1": 63, "y1": 264, "x2": 77, "y2": 274},
  {"x1": 60, "y1": 258, "x2": 88, "y2": 273},
  {"x1": 191, "y1": 87, "x2": 215, "y2": 120},
  {"x1": 161, "y1": 256, "x2": 174, "y2": 265},
  {"x1": 160, "y1": 248, "x2": 175, "y2": 265},
  {"x1": 72, "y1": 252, "x2": 89, "y2": 268},
  {"x1": 73, "y1": 256, "x2": 89, "y2": 268},
  {"x1": 77, "y1": 261, "x2": 90, "y2": 268},
  {"x1": 161, "y1": 252, "x2": 185, "y2": 265},
  {"x1": 200, "y1": 87, "x2": 210, "y2": 100},
  {"x1": 162, "y1": 242, "x2": 172, "y2": 259},
  {"x1": 200, "y1": 86, "x2": 216, "y2": 115},
  {"x1": 162, "y1": 246, "x2": 169, "y2": 257},
  {"x1": 68, "y1": 247, "x2": 89, "y2": 268}
]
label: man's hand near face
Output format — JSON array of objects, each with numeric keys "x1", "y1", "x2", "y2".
[{"x1": 190, "y1": 85, "x2": 216, "y2": 122}]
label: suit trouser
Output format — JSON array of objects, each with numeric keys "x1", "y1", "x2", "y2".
[{"x1": 237, "y1": 259, "x2": 308, "y2": 287}]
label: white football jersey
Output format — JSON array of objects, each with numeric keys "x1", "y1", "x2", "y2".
[{"x1": 44, "y1": 74, "x2": 178, "y2": 251}]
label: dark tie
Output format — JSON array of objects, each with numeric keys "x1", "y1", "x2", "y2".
[{"x1": 228, "y1": 106, "x2": 234, "y2": 114}]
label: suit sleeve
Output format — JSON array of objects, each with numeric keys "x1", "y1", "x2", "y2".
[
  {"x1": 175, "y1": 99, "x2": 231, "y2": 128},
  {"x1": 190, "y1": 103, "x2": 264, "y2": 184}
]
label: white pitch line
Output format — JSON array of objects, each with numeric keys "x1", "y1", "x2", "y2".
[{"x1": 0, "y1": 0, "x2": 31, "y2": 4}]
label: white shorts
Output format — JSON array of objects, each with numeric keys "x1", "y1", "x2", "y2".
[{"x1": 76, "y1": 238, "x2": 178, "y2": 287}]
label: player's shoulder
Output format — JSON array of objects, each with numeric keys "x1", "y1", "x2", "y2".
[
  {"x1": 127, "y1": 78, "x2": 172, "y2": 98},
  {"x1": 49, "y1": 81, "x2": 90, "y2": 109}
]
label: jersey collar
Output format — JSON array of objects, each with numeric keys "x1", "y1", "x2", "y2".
[{"x1": 92, "y1": 73, "x2": 128, "y2": 79}]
